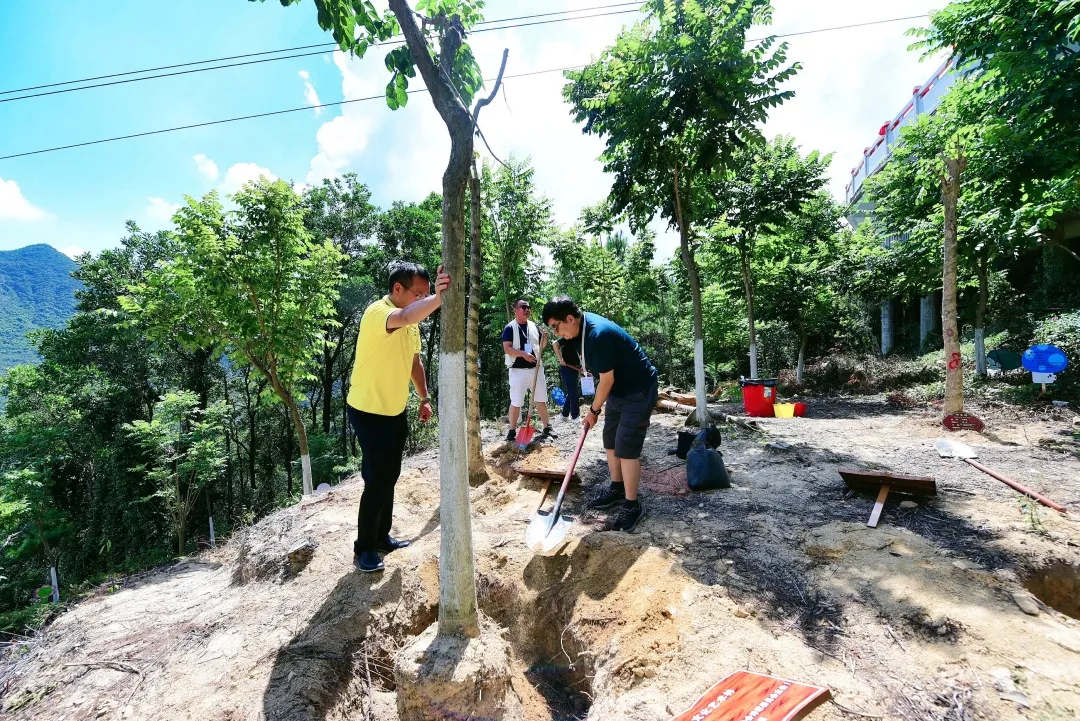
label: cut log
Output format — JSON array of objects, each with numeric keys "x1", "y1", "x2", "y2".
[
  {"x1": 656, "y1": 400, "x2": 761, "y2": 432},
  {"x1": 659, "y1": 391, "x2": 698, "y2": 406}
]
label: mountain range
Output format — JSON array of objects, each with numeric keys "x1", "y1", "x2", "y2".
[{"x1": 0, "y1": 244, "x2": 81, "y2": 375}]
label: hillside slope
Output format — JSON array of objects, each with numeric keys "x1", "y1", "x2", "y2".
[
  {"x1": 2, "y1": 405, "x2": 1079, "y2": 720},
  {"x1": 0, "y1": 244, "x2": 80, "y2": 374}
]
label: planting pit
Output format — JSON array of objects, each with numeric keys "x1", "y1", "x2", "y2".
[{"x1": 1025, "y1": 559, "x2": 1080, "y2": 620}]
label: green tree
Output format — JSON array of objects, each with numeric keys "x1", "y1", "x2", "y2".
[
  {"x1": 303, "y1": 175, "x2": 380, "y2": 436},
  {"x1": 915, "y1": 0, "x2": 1080, "y2": 180},
  {"x1": 754, "y1": 192, "x2": 844, "y2": 384},
  {"x1": 483, "y1": 158, "x2": 552, "y2": 320},
  {"x1": 704, "y1": 136, "x2": 830, "y2": 378},
  {"x1": 259, "y1": 0, "x2": 490, "y2": 638},
  {"x1": 125, "y1": 392, "x2": 227, "y2": 556},
  {"x1": 122, "y1": 180, "x2": 344, "y2": 496},
  {"x1": 564, "y1": 0, "x2": 798, "y2": 420}
]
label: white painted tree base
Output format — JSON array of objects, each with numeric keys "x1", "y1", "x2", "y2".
[
  {"x1": 437, "y1": 351, "x2": 478, "y2": 636},
  {"x1": 300, "y1": 453, "x2": 313, "y2": 496}
]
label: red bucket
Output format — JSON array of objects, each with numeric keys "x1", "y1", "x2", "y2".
[
  {"x1": 738, "y1": 378, "x2": 777, "y2": 417},
  {"x1": 794, "y1": 402, "x2": 807, "y2": 417}
]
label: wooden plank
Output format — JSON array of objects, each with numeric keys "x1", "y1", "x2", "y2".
[
  {"x1": 531, "y1": 479, "x2": 553, "y2": 515},
  {"x1": 671, "y1": 670, "x2": 831, "y2": 721},
  {"x1": 867, "y1": 484, "x2": 890, "y2": 528},
  {"x1": 838, "y1": 467, "x2": 937, "y2": 495},
  {"x1": 512, "y1": 465, "x2": 581, "y2": 484}
]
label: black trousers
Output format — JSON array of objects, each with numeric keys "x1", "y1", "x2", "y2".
[{"x1": 347, "y1": 405, "x2": 408, "y2": 554}]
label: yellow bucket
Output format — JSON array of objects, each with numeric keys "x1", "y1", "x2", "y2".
[{"x1": 773, "y1": 403, "x2": 796, "y2": 418}]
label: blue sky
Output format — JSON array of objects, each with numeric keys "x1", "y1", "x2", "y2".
[{"x1": 0, "y1": 0, "x2": 943, "y2": 261}]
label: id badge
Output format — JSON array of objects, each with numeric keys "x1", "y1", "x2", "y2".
[
  {"x1": 523, "y1": 343, "x2": 532, "y2": 355},
  {"x1": 581, "y1": 374, "x2": 596, "y2": 396}
]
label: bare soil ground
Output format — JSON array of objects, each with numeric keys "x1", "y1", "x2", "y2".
[{"x1": 3, "y1": 397, "x2": 1080, "y2": 721}]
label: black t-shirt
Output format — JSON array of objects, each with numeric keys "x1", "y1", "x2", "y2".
[
  {"x1": 555, "y1": 337, "x2": 580, "y2": 367},
  {"x1": 501, "y1": 321, "x2": 536, "y2": 369},
  {"x1": 570, "y1": 312, "x2": 657, "y2": 396}
]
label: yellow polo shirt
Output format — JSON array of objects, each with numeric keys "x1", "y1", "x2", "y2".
[{"x1": 347, "y1": 297, "x2": 422, "y2": 416}]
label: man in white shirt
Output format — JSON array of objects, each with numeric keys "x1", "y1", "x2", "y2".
[{"x1": 501, "y1": 299, "x2": 555, "y2": 442}]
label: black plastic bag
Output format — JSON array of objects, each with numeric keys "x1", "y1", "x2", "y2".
[
  {"x1": 673, "y1": 425, "x2": 721, "y2": 460},
  {"x1": 686, "y1": 428, "x2": 730, "y2": 490}
]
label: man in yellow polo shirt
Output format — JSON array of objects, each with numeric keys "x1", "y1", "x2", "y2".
[{"x1": 347, "y1": 261, "x2": 449, "y2": 573}]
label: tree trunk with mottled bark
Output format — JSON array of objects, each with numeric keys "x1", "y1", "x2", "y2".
[
  {"x1": 389, "y1": 0, "x2": 478, "y2": 637},
  {"x1": 942, "y1": 150, "x2": 967, "y2": 418},
  {"x1": 673, "y1": 165, "x2": 709, "y2": 426},
  {"x1": 466, "y1": 163, "x2": 488, "y2": 486}
]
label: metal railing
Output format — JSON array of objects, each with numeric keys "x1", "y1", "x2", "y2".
[{"x1": 843, "y1": 56, "x2": 957, "y2": 206}]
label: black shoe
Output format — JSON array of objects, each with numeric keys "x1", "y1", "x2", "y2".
[
  {"x1": 377, "y1": 536, "x2": 410, "y2": 554},
  {"x1": 506, "y1": 429, "x2": 517, "y2": 442},
  {"x1": 611, "y1": 500, "x2": 645, "y2": 532},
  {"x1": 354, "y1": 551, "x2": 385, "y2": 573},
  {"x1": 542, "y1": 426, "x2": 557, "y2": 439},
  {"x1": 587, "y1": 484, "x2": 625, "y2": 509}
]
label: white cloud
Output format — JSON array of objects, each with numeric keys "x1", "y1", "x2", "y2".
[
  {"x1": 299, "y1": 69, "x2": 323, "y2": 114},
  {"x1": 307, "y1": 114, "x2": 373, "y2": 184},
  {"x1": 0, "y1": 176, "x2": 49, "y2": 221},
  {"x1": 193, "y1": 153, "x2": 219, "y2": 181},
  {"x1": 58, "y1": 245, "x2": 85, "y2": 259},
  {"x1": 220, "y1": 163, "x2": 278, "y2": 195},
  {"x1": 146, "y1": 196, "x2": 181, "y2": 222},
  {"x1": 304, "y1": 51, "x2": 382, "y2": 185}
]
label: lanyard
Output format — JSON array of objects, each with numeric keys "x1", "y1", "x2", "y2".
[{"x1": 580, "y1": 312, "x2": 588, "y2": 376}]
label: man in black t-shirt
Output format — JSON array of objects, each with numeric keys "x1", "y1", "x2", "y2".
[
  {"x1": 500, "y1": 299, "x2": 555, "y2": 442},
  {"x1": 542, "y1": 296, "x2": 658, "y2": 532}
]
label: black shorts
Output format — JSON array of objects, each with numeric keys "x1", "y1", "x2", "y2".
[{"x1": 602, "y1": 381, "x2": 659, "y2": 459}]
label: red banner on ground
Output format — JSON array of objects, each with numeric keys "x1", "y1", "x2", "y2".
[{"x1": 671, "y1": 670, "x2": 831, "y2": 721}]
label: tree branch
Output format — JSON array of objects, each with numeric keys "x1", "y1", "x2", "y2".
[
  {"x1": 388, "y1": 0, "x2": 469, "y2": 126},
  {"x1": 473, "y1": 48, "x2": 509, "y2": 125}
]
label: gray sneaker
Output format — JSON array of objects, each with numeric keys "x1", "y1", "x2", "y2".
[{"x1": 587, "y1": 484, "x2": 625, "y2": 509}]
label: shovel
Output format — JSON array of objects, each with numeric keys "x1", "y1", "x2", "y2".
[
  {"x1": 515, "y1": 334, "x2": 548, "y2": 450},
  {"x1": 935, "y1": 438, "x2": 1067, "y2": 513},
  {"x1": 526, "y1": 423, "x2": 590, "y2": 553}
]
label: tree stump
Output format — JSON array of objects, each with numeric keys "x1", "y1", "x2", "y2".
[{"x1": 394, "y1": 615, "x2": 523, "y2": 721}]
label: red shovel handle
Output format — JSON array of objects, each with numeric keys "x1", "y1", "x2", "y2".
[{"x1": 549, "y1": 424, "x2": 590, "y2": 521}]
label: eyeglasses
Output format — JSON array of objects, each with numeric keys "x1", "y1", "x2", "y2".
[
  {"x1": 548, "y1": 319, "x2": 563, "y2": 333},
  {"x1": 519, "y1": 306, "x2": 531, "y2": 311}
]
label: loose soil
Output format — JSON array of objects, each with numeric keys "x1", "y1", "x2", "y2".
[{"x1": 3, "y1": 397, "x2": 1080, "y2": 721}]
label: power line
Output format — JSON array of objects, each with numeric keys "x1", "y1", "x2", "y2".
[
  {"x1": 0, "y1": 66, "x2": 580, "y2": 161},
  {"x1": 0, "y1": 2, "x2": 643, "y2": 99},
  {"x1": 0, "y1": 13, "x2": 933, "y2": 162},
  {"x1": 0, "y1": 9, "x2": 931, "y2": 105},
  {"x1": 750, "y1": 13, "x2": 929, "y2": 43}
]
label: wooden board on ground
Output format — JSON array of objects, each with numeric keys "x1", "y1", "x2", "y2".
[
  {"x1": 671, "y1": 670, "x2": 831, "y2": 721},
  {"x1": 838, "y1": 468, "x2": 937, "y2": 495},
  {"x1": 838, "y1": 468, "x2": 936, "y2": 529},
  {"x1": 512, "y1": 465, "x2": 581, "y2": 484}
]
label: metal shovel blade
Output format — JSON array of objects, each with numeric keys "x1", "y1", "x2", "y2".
[
  {"x1": 525, "y1": 510, "x2": 572, "y2": 553},
  {"x1": 935, "y1": 438, "x2": 978, "y2": 459}
]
